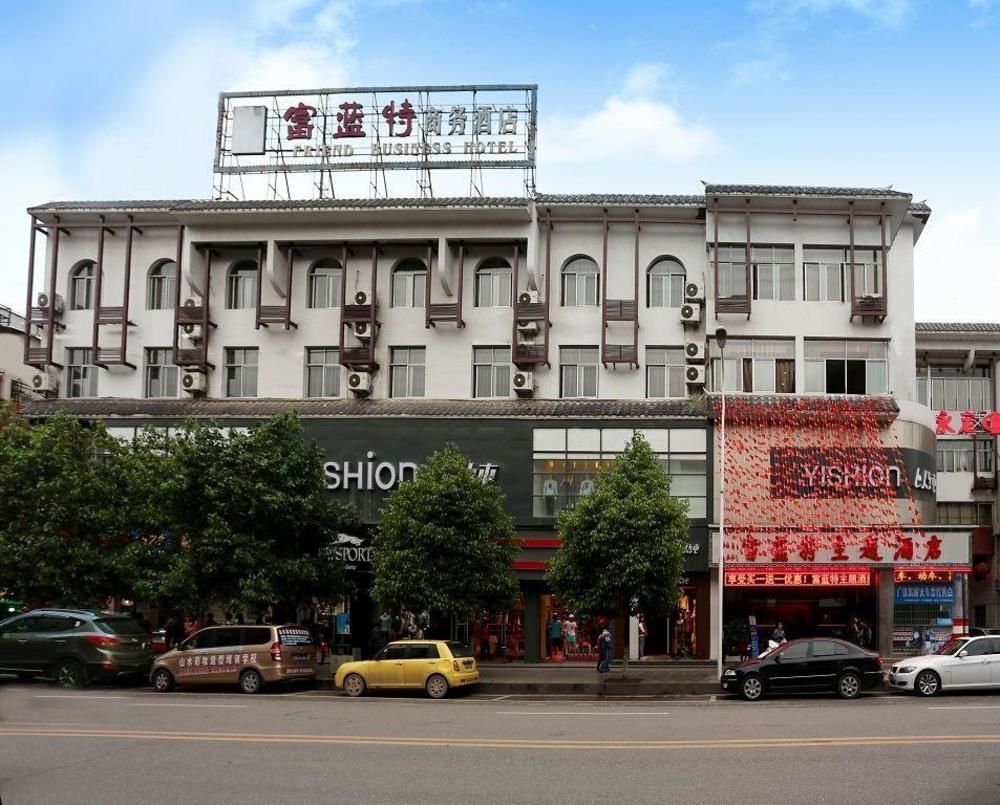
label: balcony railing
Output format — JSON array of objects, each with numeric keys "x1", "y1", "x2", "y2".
[
  {"x1": 851, "y1": 293, "x2": 887, "y2": 320},
  {"x1": 715, "y1": 294, "x2": 751, "y2": 315},
  {"x1": 604, "y1": 299, "x2": 637, "y2": 322}
]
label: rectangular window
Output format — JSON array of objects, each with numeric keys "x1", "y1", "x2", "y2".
[
  {"x1": 917, "y1": 367, "x2": 993, "y2": 411},
  {"x1": 66, "y1": 348, "x2": 97, "y2": 398},
  {"x1": 226, "y1": 270, "x2": 257, "y2": 309},
  {"x1": 937, "y1": 440, "x2": 975, "y2": 473},
  {"x1": 391, "y1": 270, "x2": 427, "y2": 308},
  {"x1": 390, "y1": 347, "x2": 426, "y2": 398},
  {"x1": 560, "y1": 347, "x2": 599, "y2": 398},
  {"x1": 976, "y1": 439, "x2": 995, "y2": 474},
  {"x1": 646, "y1": 347, "x2": 686, "y2": 398},
  {"x1": 803, "y1": 340, "x2": 888, "y2": 395},
  {"x1": 852, "y1": 248, "x2": 883, "y2": 297},
  {"x1": 713, "y1": 244, "x2": 749, "y2": 300},
  {"x1": 224, "y1": 347, "x2": 259, "y2": 398},
  {"x1": 476, "y1": 269, "x2": 512, "y2": 307},
  {"x1": 803, "y1": 248, "x2": 845, "y2": 302},
  {"x1": 473, "y1": 346, "x2": 511, "y2": 398},
  {"x1": 305, "y1": 348, "x2": 341, "y2": 397},
  {"x1": 937, "y1": 502, "x2": 993, "y2": 526},
  {"x1": 147, "y1": 270, "x2": 176, "y2": 310},
  {"x1": 751, "y1": 246, "x2": 794, "y2": 301},
  {"x1": 144, "y1": 348, "x2": 178, "y2": 398},
  {"x1": 709, "y1": 339, "x2": 795, "y2": 394}
]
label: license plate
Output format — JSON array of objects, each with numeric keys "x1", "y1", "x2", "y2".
[{"x1": 293, "y1": 653, "x2": 309, "y2": 662}]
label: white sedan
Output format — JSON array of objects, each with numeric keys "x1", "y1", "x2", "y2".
[{"x1": 889, "y1": 635, "x2": 1000, "y2": 696}]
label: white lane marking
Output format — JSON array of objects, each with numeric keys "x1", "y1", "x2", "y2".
[
  {"x1": 928, "y1": 705, "x2": 1000, "y2": 710},
  {"x1": 497, "y1": 711, "x2": 670, "y2": 716},
  {"x1": 491, "y1": 695, "x2": 511, "y2": 701},
  {"x1": 128, "y1": 703, "x2": 248, "y2": 709},
  {"x1": 34, "y1": 695, "x2": 133, "y2": 700}
]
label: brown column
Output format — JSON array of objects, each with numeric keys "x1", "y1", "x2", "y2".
[{"x1": 878, "y1": 568, "x2": 894, "y2": 658}]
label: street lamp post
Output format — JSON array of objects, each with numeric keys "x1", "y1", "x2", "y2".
[{"x1": 715, "y1": 326, "x2": 728, "y2": 681}]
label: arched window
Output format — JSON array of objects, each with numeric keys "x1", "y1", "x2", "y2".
[
  {"x1": 647, "y1": 258, "x2": 686, "y2": 308},
  {"x1": 475, "y1": 257, "x2": 512, "y2": 307},
  {"x1": 226, "y1": 261, "x2": 257, "y2": 309},
  {"x1": 69, "y1": 261, "x2": 96, "y2": 311},
  {"x1": 561, "y1": 256, "x2": 599, "y2": 306},
  {"x1": 147, "y1": 260, "x2": 177, "y2": 310},
  {"x1": 308, "y1": 259, "x2": 343, "y2": 309},
  {"x1": 391, "y1": 258, "x2": 427, "y2": 308}
]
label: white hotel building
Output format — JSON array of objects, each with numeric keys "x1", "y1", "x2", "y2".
[{"x1": 19, "y1": 185, "x2": 960, "y2": 661}]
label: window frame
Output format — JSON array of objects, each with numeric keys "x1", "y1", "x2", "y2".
[
  {"x1": 713, "y1": 244, "x2": 749, "y2": 301},
  {"x1": 224, "y1": 347, "x2": 259, "y2": 398},
  {"x1": 391, "y1": 259, "x2": 428, "y2": 308},
  {"x1": 645, "y1": 347, "x2": 686, "y2": 398},
  {"x1": 559, "y1": 346, "x2": 599, "y2": 399},
  {"x1": 803, "y1": 339, "x2": 888, "y2": 395},
  {"x1": 146, "y1": 260, "x2": 177, "y2": 311},
  {"x1": 307, "y1": 260, "x2": 343, "y2": 309},
  {"x1": 475, "y1": 258, "x2": 513, "y2": 308},
  {"x1": 65, "y1": 347, "x2": 98, "y2": 398},
  {"x1": 750, "y1": 245, "x2": 794, "y2": 302},
  {"x1": 389, "y1": 346, "x2": 426, "y2": 398},
  {"x1": 226, "y1": 261, "x2": 258, "y2": 310},
  {"x1": 472, "y1": 346, "x2": 512, "y2": 398},
  {"x1": 144, "y1": 347, "x2": 179, "y2": 398},
  {"x1": 69, "y1": 261, "x2": 96, "y2": 311},
  {"x1": 708, "y1": 338, "x2": 796, "y2": 394},
  {"x1": 304, "y1": 347, "x2": 342, "y2": 398},
  {"x1": 561, "y1": 257, "x2": 600, "y2": 307},
  {"x1": 646, "y1": 258, "x2": 686, "y2": 308}
]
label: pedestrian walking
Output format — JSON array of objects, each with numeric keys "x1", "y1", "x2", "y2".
[
  {"x1": 548, "y1": 613, "x2": 563, "y2": 659},
  {"x1": 563, "y1": 614, "x2": 577, "y2": 659},
  {"x1": 638, "y1": 616, "x2": 647, "y2": 660},
  {"x1": 597, "y1": 625, "x2": 613, "y2": 673}
]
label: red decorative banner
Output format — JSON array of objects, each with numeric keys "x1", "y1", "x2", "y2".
[
  {"x1": 724, "y1": 570, "x2": 871, "y2": 587},
  {"x1": 935, "y1": 410, "x2": 1000, "y2": 435}
]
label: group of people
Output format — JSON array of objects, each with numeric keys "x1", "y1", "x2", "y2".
[
  {"x1": 376, "y1": 609, "x2": 431, "y2": 649},
  {"x1": 547, "y1": 613, "x2": 580, "y2": 658},
  {"x1": 546, "y1": 613, "x2": 616, "y2": 671}
]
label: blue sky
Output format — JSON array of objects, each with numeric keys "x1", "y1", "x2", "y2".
[{"x1": 1, "y1": 0, "x2": 998, "y2": 318}]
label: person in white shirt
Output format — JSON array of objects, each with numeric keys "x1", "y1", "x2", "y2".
[
  {"x1": 638, "y1": 615, "x2": 648, "y2": 659},
  {"x1": 563, "y1": 614, "x2": 577, "y2": 658}
]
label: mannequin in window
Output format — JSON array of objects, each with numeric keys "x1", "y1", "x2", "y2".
[
  {"x1": 579, "y1": 479, "x2": 594, "y2": 497},
  {"x1": 542, "y1": 478, "x2": 558, "y2": 515}
]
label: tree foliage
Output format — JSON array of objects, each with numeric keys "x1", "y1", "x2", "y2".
[
  {"x1": 373, "y1": 445, "x2": 518, "y2": 615},
  {"x1": 546, "y1": 433, "x2": 689, "y2": 658}
]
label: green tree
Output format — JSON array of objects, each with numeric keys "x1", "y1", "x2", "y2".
[
  {"x1": 0, "y1": 414, "x2": 139, "y2": 607},
  {"x1": 373, "y1": 445, "x2": 518, "y2": 619},
  {"x1": 546, "y1": 433, "x2": 689, "y2": 673},
  {"x1": 139, "y1": 413, "x2": 359, "y2": 618}
]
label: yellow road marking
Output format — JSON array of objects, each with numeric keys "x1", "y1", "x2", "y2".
[{"x1": 3, "y1": 727, "x2": 1000, "y2": 751}]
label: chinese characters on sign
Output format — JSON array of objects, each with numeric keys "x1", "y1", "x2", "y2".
[
  {"x1": 724, "y1": 571, "x2": 871, "y2": 587},
  {"x1": 725, "y1": 531, "x2": 967, "y2": 566},
  {"x1": 894, "y1": 583, "x2": 955, "y2": 604},
  {"x1": 935, "y1": 410, "x2": 1000, "y2": 435}
]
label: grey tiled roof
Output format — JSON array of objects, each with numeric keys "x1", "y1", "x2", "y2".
[
  {"x1": 916, "y1": 322, "x2": 1000, "y2": 333},
  {"x1": 535, "y1": 194, "x2": 704, "y2": 206},
  {"x1": 17, "y1": 397, "x2": 709, "y2": 420},
  {"x1": 28, "y1": 200, "x2": 194, "y2": 213},
  {"x1": 175, "y1": 197, "x2": 531, "y2": 212},
  {"x1": 704, "y1": 184, "x2": 911, "y2": 199},
  {"x1": 909, "y1": 202, "x2": 931, "y2": 214}
]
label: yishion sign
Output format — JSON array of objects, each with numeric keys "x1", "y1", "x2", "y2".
[
  {"x1": 769, "y1": 447, "x2": 937, "y2": 499},
  {"x1": 323, "y1": 451, "x2": 499, "y2": 491}
]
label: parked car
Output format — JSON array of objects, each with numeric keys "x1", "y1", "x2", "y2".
[
  {"x1": 335, "y1": 640, "x2": 479, "y2": 699},
  {"x1": 967, "y1": 627, "x2": 1000, "y2": 637},
  {"x1": 0, "y1": 608, "x2": 153, "y2": 687},
  {"x1": 888, "y1": 635, "x2": 1000, "y2": 696},
  {"x1": 150, "y1": 629, "x2": 169, "y2": 655},
  {"x1": 150, "y1": 624, "x2": 318, "y2": 694},
  {"x1": 721, "y1": 637, "x2": 883, "y2": 701}
]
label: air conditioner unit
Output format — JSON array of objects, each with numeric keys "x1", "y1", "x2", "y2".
[
  {"x1": 36, "y1": 292, "x2": 64, "y2": 314},
  {"x1": 181, "y1": 369, "x2": 207, "y2": 394},
  {"x1": 354, "y1": 289, "x2": 374, "y2": 307},
  {"x1": 347, "y1": 370, "x2": 374, "y2": 396},
  {"x1": 516, "y1": 319, "x2": 539, "y2": 335},
  {"x1": 512, "y1": 370, "x2": 535, "y2": 397},
  {"x1": 182, "y1": 297, "x2": 199, "y2": 309},
  {"x1": 31, "y1": 373, "x2": 57, "y2": 394},
  {"x1": 518, "y1": 290, "x2": 539, "y2": 305},
  {"x1": 352, "y1": 320, "x2": 373, "y2": 341},
  {"x1": 684, "y1": 279, "x2": 705, "y2": 303},
  {"x1": 680, "y1": 303, "x2": 702, "y2": 325},
  {"x1": 685, "y1": 341, "x2": 706, "y2": 363},
  {"x1": 182, "y1": 323, "x2": 203, "y2": 341},
  {"x1": 685, "y1": 365, "x2": 706, "y2": 386}
]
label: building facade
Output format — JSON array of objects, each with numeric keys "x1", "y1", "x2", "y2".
[
  {"x1": 18, "y1": 184, "x2": 953, "y2": 660},
  {"x1": 0, "y1": 305, "x2": 41, "y2": 402}
]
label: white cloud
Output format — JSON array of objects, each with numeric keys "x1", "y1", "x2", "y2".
[
  {"x1": 622, "y1": 63, "x2": 669, "y2": 97},
  {"x1": 732, "y1": 54, "x2": 790, "y2": 86},
  {"x1": 754, "y1": 0, "x2": 914, "y2": 27},
  {"x1": 914, "y1": 199, "x2": 1000, "y2": 321}
]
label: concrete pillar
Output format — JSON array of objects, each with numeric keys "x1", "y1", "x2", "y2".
[
  {"x1": 628, "y1": 615, "x2": 639, "y2": 661},
  {"x1": 878, "y1": 568, "x2": 894, "y2": 658},
  {"x1": 953, "y1": 573, "x2": 968, "y2": 635},
  {"x1": 709, "y1": 569, "x2": 720, "y2": 661}
]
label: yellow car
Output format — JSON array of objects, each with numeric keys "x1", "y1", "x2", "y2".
[{"x1": 335, "y1": 640, "x2": 479, "y2": 699}]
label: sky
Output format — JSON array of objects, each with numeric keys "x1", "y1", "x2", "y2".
[{"x1": 0, "y1": 0, "x2": 998, "y2": 320}]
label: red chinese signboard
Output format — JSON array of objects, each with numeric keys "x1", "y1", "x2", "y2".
[
  {"x1": 725, "y1": 570, "x2": 872, "y2": 587},
  {"x1": 893, "y1": 569, "x2": 954, "y2": 583},
  {"x1": 935, "y1": 410, "x2": 1000, "y2": 435}
]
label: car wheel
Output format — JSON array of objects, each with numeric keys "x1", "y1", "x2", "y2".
[
  {"x1": 239, "y1": 668, "x2": 263, "y2": 695},
  {"x1": 52, "y1": 659, "x2": 87, "y2": 689},
  {"x1": 915, "y1": 669, "x2": 941, "y2": 697},
  {"x1": 740, "y1": 674, "x2": 764, "y2": 701},
  {"x1": 343, "y1": 673, "x2": 366, "y2": 698},
  {"x1": 837, "y1": 671, "x2": 862, "y2": 699},
  {"x1": 152, "y1": 668, "x2": 175, "y2": 693},
  {"x1": 425, "y1": 673, "x2": 449, "y2": 700}
]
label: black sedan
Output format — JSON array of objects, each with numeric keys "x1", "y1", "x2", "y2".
[{"x1": 721, "y1": 638, "x2": 883, "y2": 701}]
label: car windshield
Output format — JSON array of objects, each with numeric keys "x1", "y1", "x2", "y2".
[
  {"x1": 95, "y1": 617, "x2": 146, "y2": 636},
  {"x1": 935, "y1": 638, "x2": 968, "y2": 656}
]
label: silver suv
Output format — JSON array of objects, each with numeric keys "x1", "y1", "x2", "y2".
[{"x1": 0, "y1": 608, "x2": 153, "y2": 687}]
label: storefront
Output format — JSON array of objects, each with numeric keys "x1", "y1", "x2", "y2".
[{"x1": 713, "y1": 396, "x2": 970, "y2": 659}]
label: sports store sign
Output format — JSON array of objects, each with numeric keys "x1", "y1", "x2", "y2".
[
  {"x1": 218, "y1": 84, "x2": 537, "y2": 174},
  {"x1": 323, "y1": 451, "x2": 499, "y2": 491}
]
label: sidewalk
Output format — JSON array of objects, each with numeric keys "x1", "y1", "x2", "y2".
[{"x1": 475, "y1": 662, "x2": 720, "y2": 696}]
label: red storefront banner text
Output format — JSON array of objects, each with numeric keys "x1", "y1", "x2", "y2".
[
  {"x1": 935, "y1": 410, "x2": 1000, "y2": 436},
  {"x1": 724, "y1": 570, "x2": 872, "y2": 587}
]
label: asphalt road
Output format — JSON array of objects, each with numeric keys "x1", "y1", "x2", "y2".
[{"x1": 2, "y1": 681, "x2": 1000, "y2": 805}]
